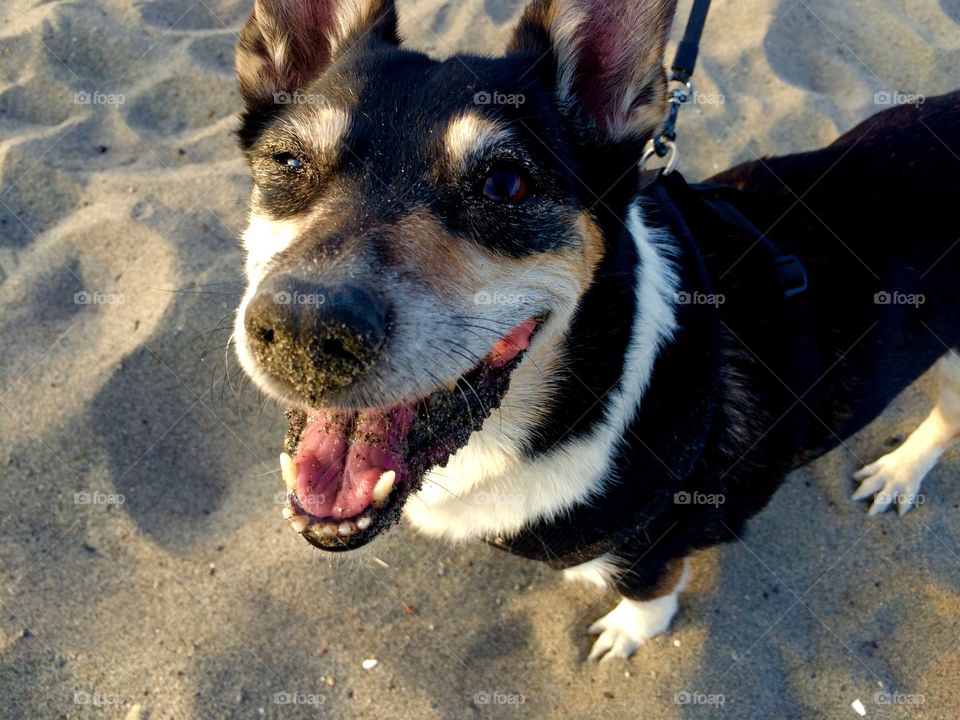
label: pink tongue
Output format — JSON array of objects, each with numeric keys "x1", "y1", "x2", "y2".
[
  {"x1": 293, "y1": 407, "x2": 414, "y2": 519},
  {"x1": 489, "y1": 318, "x2": 537, "y2": 368},
  {"x1": 292, "y1": 317, "x2": 537, "y2": 519}
]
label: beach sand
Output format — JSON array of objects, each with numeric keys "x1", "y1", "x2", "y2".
[{"x1": 1, "y1": 0, "x2": 958, "y2": 717}]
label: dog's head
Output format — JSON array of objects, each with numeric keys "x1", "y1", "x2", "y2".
[{"x1": 233, "y1": 0, "x2": 678, "y2": 549}]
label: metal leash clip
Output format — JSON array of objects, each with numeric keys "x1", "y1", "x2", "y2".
[{"x1": 640, "y1": 75, "x2": 694, "y2": 175}]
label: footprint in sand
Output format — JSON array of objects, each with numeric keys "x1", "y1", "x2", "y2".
[{"x1": 137, "y1": 0, "x2": 249, "y2": 31}]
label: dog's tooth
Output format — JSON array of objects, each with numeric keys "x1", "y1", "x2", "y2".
[
  {"x1": 337, "y1": 521, "x2": 355, "y2": 536},
  {"x1": 281, "y1": 500, "x2": 297, "y2": 520},
  {"x1": 279, "y1": 452, "x2": 298, "y2": 492},
  {"x1": 319, "y1": 523, "x2": 338, "y2": 538},
  {"x1": 289, "y1": 515, "x2": 310, "y2": 533},
  {"x1": 356, "y1": 514, "x2": 372, "y2": 531},
  {"x1": 372, "y1": 470, "x2": 396, "y2": 504}
]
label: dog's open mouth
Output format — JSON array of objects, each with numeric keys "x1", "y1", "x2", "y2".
[{"x1": 277, "y1": 315, "x2": 545, "y2": 551}]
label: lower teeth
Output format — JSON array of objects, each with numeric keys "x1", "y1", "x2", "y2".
[{"x1": 278, "y1": 457, "x2": 385, "y2": 540}]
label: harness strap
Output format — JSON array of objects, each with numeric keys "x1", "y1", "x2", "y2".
[{"x1": 691, "y1": 182, "x2": 809, "y2": 298}]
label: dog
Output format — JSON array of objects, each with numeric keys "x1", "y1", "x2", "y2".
[{"x1": 231, "y1": 0, "x2": 960, "y2": 660}]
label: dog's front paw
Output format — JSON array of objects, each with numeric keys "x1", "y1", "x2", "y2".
[
  {"x1": 586, "y1": 595, "x2": 677, "y2": 662},
  {"x1": 852, "y1": 449, "x2": 929, "y2": 516}
]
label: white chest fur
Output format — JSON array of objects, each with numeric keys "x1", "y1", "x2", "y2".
[{"x1": 403, "y1": 202, "x2": 679, "y2": 542}]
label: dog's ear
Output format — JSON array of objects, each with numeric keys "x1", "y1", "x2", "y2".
[
  {"x1": 236, "y1": 0, "x2": 398, "y2": 107},
  {"x1": 508, "y1": 0, "x2": 677, "y2": 142}
]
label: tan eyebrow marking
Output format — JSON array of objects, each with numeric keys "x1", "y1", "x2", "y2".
[
  {"x1": 284, "y1": 105, "x2": 352, "y2": 155},
  {"x1": 444, "y1": 113, "x2": 513, "y2": 173}
]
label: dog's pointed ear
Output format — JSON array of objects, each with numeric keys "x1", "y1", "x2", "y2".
[
  {"x1": 236, "y1": 0, "x2": 398, "y2": 106},
  {"x1": 508, "y1": 0, "x2": 677, "y2": 142}
]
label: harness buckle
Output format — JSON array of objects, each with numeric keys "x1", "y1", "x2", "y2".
[{"x1": 772, "y1": 254, "x2": 809, "y2": 297}]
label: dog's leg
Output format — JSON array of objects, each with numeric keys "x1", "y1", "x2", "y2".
[
  {"x1": 579, "y1": 558, "x2": 690, "y2": 662},
  {"x1": 853, "y1": 350, "x2": 960, "y2": 516}
]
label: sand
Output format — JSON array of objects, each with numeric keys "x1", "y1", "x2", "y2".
[{"x1": 1, "y1": 0, "x2": 958, "y2": 717}]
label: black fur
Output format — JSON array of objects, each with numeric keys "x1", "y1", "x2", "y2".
[{"x1": 502, "y1": 92, "x2": 960, "y2": 598}]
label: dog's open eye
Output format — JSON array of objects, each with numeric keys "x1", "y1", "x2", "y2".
[
  {"x1": 481, "y1": 164, "x2": 528, "y2": 203},
  {"x1": 273, "y1": 152, "x2": 304, "y2": 171}
]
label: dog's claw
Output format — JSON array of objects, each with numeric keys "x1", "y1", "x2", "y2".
[
  {"x1": 852, "y1": 447, "x2": 928, "y2": 517},
  {"x1": 585, "y1": 597, "x2": 675, "y2": 662}
]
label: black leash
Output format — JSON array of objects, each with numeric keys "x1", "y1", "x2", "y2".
[
  {"x1": 672, "y1": 0, "x2": 712, "y2": 84},
  {"x1": 641, "y1": 0, "x2": 810, "y2": 301},
  {"x1": 642, "y1": 0, "x2": 713, "y2": 171}
]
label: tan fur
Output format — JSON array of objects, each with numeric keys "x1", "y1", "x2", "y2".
[{"x1": 443, "y1": 114, "x2": 513, "y2": 177}]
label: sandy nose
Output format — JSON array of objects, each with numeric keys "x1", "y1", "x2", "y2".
[{"x1": 244, "y1": 276, "x2": 388, "y2": 397}]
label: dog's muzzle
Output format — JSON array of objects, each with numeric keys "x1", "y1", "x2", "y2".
[{"x1": 244, "y1": 276, "x2": 387, "y2": 403}]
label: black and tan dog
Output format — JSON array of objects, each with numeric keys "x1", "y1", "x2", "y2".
[{"x1": 231, "y1": 0, "x2": 960, "y2": 660}]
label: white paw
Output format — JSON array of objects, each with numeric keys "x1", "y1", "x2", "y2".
[
  {"x1": 852, "y1": 450, "x2": 929, "y2": 517},
  {"x1": 586, "y1": 595, "x2": 677, "y2": 662}
]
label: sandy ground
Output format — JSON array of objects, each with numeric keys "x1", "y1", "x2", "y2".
[{"x1": 1, "y1": 0, "x2": 958, "y2": 717}]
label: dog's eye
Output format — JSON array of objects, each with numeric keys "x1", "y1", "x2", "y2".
[
  {"x1": 273, "y1": 152, "x2": 304, "y2": 171},
  {"x1": 481, "y1": 164, "x2": 527, "y2": 203}
]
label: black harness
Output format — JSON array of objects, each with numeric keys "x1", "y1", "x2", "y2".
[{"x1": 489, "y1": 172, "x2": 809, "y2": 569}]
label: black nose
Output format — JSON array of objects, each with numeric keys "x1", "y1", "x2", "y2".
[{"x1": 244, "y1": 276, "x2": 387, "y2": 401}]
